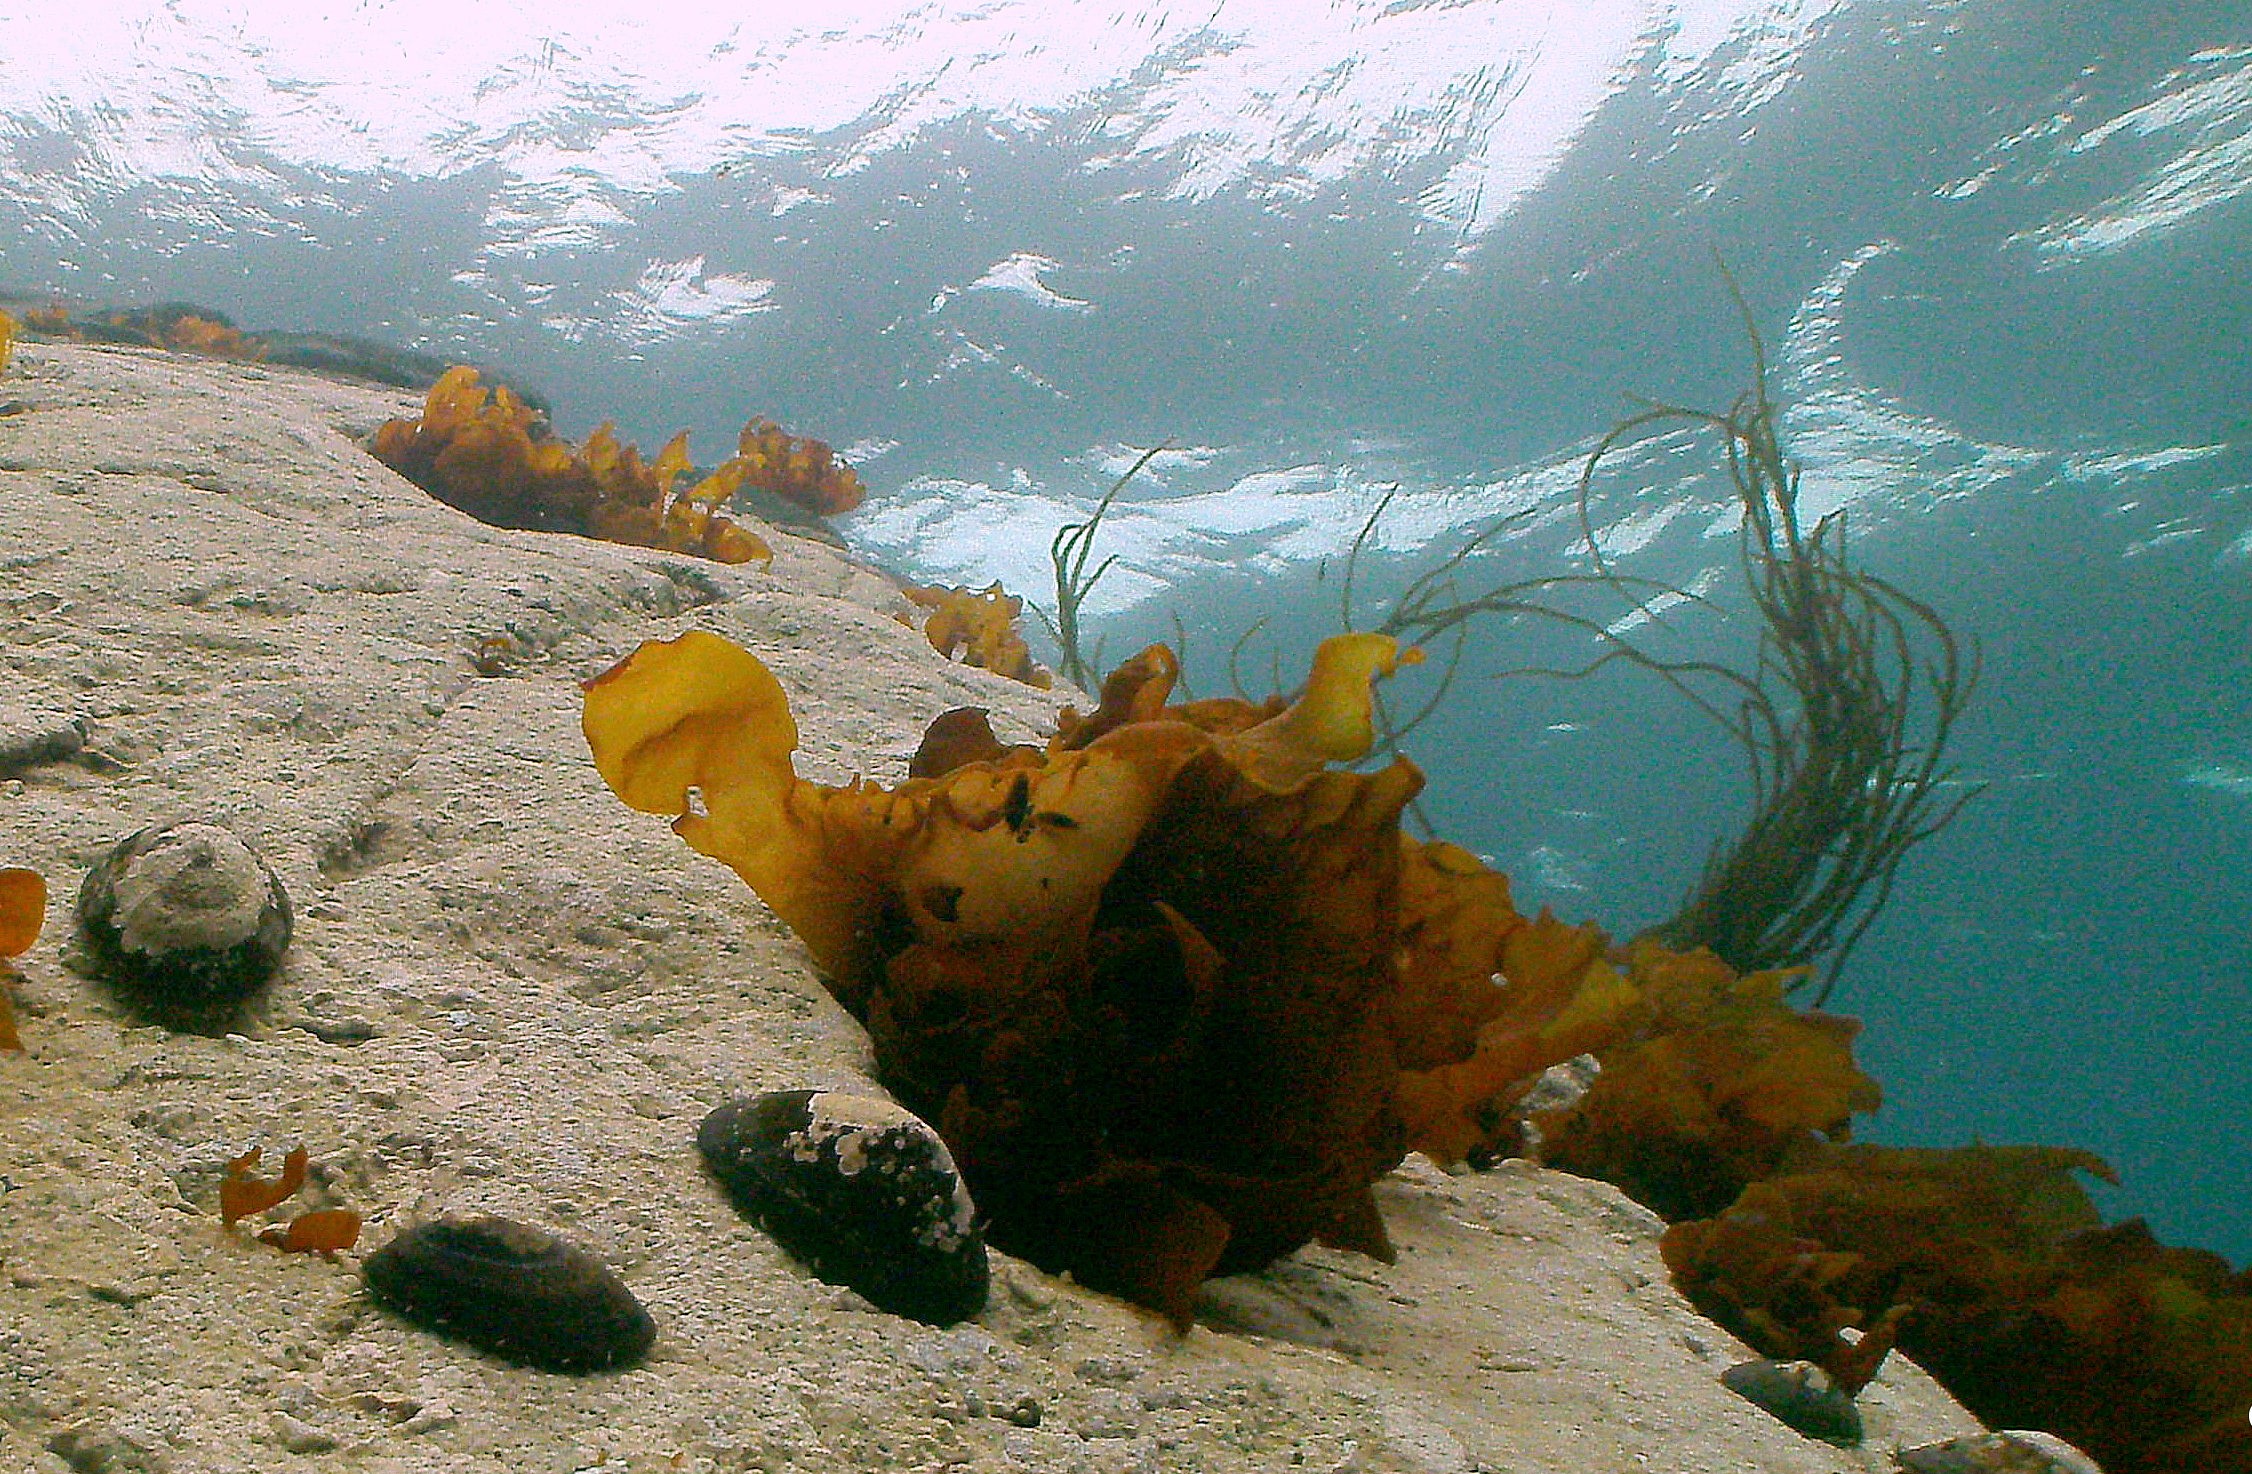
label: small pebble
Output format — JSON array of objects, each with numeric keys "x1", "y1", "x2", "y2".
[
  {"x1": 1720, "y1": 1358, "x2": 1863, "y2": 1447},
  {"x1": 78, "y1": 821, "x2": 290, "y2": 1019},
  {"x1": 1898, "y1": 1429, "x2": 2107, "y2": 1474},
  {"x1": 362, "y1": 1215, "x2": 654, "y2": 1373},
  {"x1": 269, "y1": 1412, "x2": 337, "y2": 1455},
  {"x1": 697, "y1": 1089, "x2": 989, "y2": 1326}
]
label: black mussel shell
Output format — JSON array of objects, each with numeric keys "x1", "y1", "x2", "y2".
[
  {"x1": 78, "y1": 821, "x2": 290, "y2": 1019},
  {"x1": 362, "y1": 1215, "x2": 655, "y2": 1373},
  {"x1": 1719, "y1": 1359, "x2": 1863, "y2": 1447},
  {"x1": 1899, "y1": 1431, "x2": 2105, "y2": 1474},
  {"x1": 698, "y1": 1089, "x2": 988, "y2": 1326}
]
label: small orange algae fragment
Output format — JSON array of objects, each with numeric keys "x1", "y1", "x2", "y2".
[
  {"x1": 0, "y1": 870, "x2": 37, "y2": 957},
  {"x1": 220, "y1": 1144, "x2": 309, "y2": 1226},
  {"x1": 257, "y1": 1208, "x2": 362, "y2": 1254},
  {"x1": 0, "y1": 309, "x2": 16, "y2": 374},
  {"x1": 0, "y1": 867, "x2": 46, "y2": 1053}
]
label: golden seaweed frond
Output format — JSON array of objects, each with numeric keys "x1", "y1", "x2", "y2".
[
  {"x1": 906, "y1": 582, "x2": 1054, "y2": 689},
  {"x1": 587, "y1": 629, "x2": 1620, "y2": 1324}
]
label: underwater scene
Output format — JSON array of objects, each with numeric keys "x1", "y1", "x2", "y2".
[{"x1": 3, "y1": 0, "x2": 2249, "y2": 1462}]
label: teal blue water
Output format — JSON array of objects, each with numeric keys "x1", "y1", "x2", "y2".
[{"x1": 4, "y1": 0, "x2": 2245, "y2": 1259}]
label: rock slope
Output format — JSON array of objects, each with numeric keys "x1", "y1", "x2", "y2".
[{"x1": 0, "y1": 341, "x2": 1984, "y2": 1473}]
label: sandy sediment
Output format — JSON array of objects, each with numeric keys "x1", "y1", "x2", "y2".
[{"x1": 0, "y1": 341, "x2": 1984, "y2": 1473}]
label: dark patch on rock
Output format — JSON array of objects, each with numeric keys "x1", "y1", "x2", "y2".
[
  {"x1": 698, "y1": 1089, "x2": 988, "y2": 1326},
  {"x1": 77, "y1": 821, "x2": 290, "y2": 1029},
  {"x1": 362, "y1": 1215, "x2": 654, "y2": 1374}
]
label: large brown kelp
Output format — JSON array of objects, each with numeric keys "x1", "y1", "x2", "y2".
[
  {"x1": 1528, "y1": 939, "x2": 1882, "y2": 1221},
  {"x1": 585, "y1": 630, "x2": 1646, "y2": 1322},
  {"x1": 1663, "y1": 1141, "x2": 2252, "y2": 1474}
]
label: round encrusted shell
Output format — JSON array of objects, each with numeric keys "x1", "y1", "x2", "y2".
[
  {"x1": 697, "y1": 1089, "x2": 989, "y2": 1326},
  {"x1": 361, "y1": 1215, "x2": 655, "y2": 1373},
  {"x1": 77, "y1": 820, "x2": 290, "y2": 1018}
]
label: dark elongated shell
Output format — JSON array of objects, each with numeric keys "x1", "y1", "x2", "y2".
[
  {"x1": 1899, "y1": 1431, "x2": 2105, "y2": 1474},
  {"x1": 362, "y1": 1215, "x2": 655, "y2": 1373},
  {"x1": 1719, "y1": 1359, "x2": 1862, "y2": 1447},
  {"x1": 78, "y1": 821, "x2": 290, "y2": 1016},
  {"x1": 697, "y1": 1089, "x2": 988, "y2": 1326}
]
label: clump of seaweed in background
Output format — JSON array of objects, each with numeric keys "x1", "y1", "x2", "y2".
[
  {"x1": 1525, "y1": 938, "x2": 1881, "y2": 1219},
  {"x1": 732, "y1": 418, "x2": 867, "y2": 518},
  {"x1": 368, "y1": 366, "x2": 776, "y2": 566},
  {"x1": 1663, "y1": 1141, "x2": 2252, "y2": 1474},
  {"x1": 903, "y1": 582, "x2": 1053, "y2": 689},
  {"x1": 1581, "y1": 315, "x2": 1981, "y2": 1002},
  {"x1": 21, "y1": 301, "x2": 268, "y2": 361},
  {"x1": 0, "y1": 308, "x2": 16, "y2": 375},
  {"x1": 4, "y1": 293, "x2": 459, "y2": 388},
  {"x1": 1037, "y1": 446, "x2": 1164, "y2": 691},
  {"x1": 584, "y1": 629, "x2": 1641, "y2": 1324},
  {"x1": 0, "y1": 868, "x2": 45, "y2": 1051}
]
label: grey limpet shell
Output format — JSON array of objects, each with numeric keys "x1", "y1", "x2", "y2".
[
  {"x1": 697, "y1": 1089, "x2": 989, "y2": 1326},
  {"x1": 1898, "y1": 1430, "x2": 2106, "y2": 1474},
  {"x1": 78, "y1": 821, "x2": 290, "y2": 1018},
  {"x1": 362, "y1": 1215, "x2": 655, "y2": 1373},
  {"x1": 1719, "y1": 1358, "x2": 1863, "y2": 1447}
]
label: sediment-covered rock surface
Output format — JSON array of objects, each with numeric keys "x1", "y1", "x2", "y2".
[{"x1": 0, "y1": 340, "x2": 1985, "y2": 1472}]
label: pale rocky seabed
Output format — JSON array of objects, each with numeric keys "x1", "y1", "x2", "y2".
[{"x1": 0, "y1": 340, "x2": 1985, "y2": 1472}]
